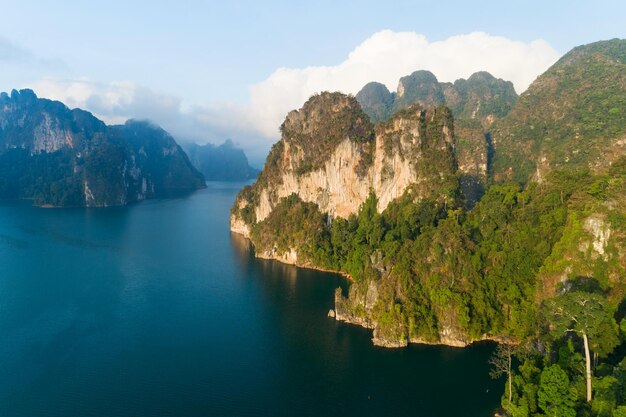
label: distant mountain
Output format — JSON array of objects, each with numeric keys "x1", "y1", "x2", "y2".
[
  {"x1": 491, "y1": 38, "x2": 626, "y2": 183},
  {"x1": 354, "y1": 82, "x2": 394, "y2": 123},
  {"x1": 185, "y1": 140, "x2": 259, "y2": 181},
  {"x1": 441, "y1": 71, "x2": 518, "y2": 125},
  {"x1": 355, "y1": 70, "x2": 517, "y2": 127},
  {"x1": 393, "y1": 70, "x2": 446, "y2": 113},
  {"x1": 0, "y1": 89, "x2": 205, "y2": 207},
  {"x1": 355, "y1": 70, "x2": 517, "y2": 206}
]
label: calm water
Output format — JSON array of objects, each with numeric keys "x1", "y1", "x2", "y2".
[{"x1": 0, "y1": 183, "x2": 501, "y2": 416}]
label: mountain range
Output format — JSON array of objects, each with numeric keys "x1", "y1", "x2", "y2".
[
  {"x1": 0, "y1": 90, "x2": 260, "y2": 207},
  {"x1": 0, "y1": 89, "x2": 205, "y2": 206}
]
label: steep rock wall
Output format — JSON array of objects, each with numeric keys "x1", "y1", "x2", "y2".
[{"x1": 231, "y1": 94, "x2": 456, "y2": 238}]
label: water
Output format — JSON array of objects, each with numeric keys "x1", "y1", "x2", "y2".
[{"x1": 0, "y1": 183, "x2": 502, "y2": 416}]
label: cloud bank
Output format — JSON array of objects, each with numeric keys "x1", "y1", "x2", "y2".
[
  {"x1": 27, "y1": 31, "x2": 560, "y2": 164},
  {"x1": 248, "y1": 30, "x2": 559, "y2": 137}
]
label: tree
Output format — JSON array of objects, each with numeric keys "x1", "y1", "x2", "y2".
[
  {"x1": 614, "y1": 406, "x2": 626, "y2": 417},
  {"x1": 538, "y1": 364, "x2": 577, "y2": 417},
  {"x1": 546, "y1": 291, "x2": 620, "y2": 402},
  {"x1": 490, "y1": 342, "x2": 516, "y2": 404}
]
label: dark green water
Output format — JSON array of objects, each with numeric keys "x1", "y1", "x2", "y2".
[{"x1": 0, "y1": 182, "x2": 502, "y2": 416}]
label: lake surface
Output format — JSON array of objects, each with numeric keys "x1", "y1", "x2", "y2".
[{"x1": 0, "y1": 183, "x2": 502, "y2": 416}]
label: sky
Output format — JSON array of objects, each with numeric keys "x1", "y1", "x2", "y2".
[{"x1": 1, "y1": 0, "x2": 624, "y2": 166}]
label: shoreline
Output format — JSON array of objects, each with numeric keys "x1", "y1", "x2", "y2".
[
  {"x1": 231, "y1": 227, "x2": 507, "y2": 349},
  {"x1": 254, "y1": 251, "x2": 355, "y2": 282}
]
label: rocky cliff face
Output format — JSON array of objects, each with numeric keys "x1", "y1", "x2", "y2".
[
  {"x1": 0, "y1": 89, "x2": 104, "y2": 153},
  {"x1": 231, "y1": 92, "x2": 457, "y2": 238},
  {"x1": 0, "y1": 89, "x2": 205, "y2": 207},
  {"x1": 230, "y1": 41, "x2": 626, "y2": 350},
  {"x1": 230, "y1": 93, "x2": 464, "y2": 347},
  {"x1": 355, "y1": 70, "x2": 517, "y2": 203}
]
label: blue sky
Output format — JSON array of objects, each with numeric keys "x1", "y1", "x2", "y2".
[{"x1": 1, "y1": 0, "x2": 624, "y2": 164}]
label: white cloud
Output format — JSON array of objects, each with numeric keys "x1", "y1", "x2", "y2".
[
  {"x1": 25, "y1": 31, "x2": 560, "y2": 165},
  {"x1": 248, "y1": 30, "x2": 560, "y2": 137},
  {"x1": 28, "y1": 78, "x2": 270, "y2": 165},
  {"x1": 30, "y1": 78, "x2": 176, "y2": 125}
]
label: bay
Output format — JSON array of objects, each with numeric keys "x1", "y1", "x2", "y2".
[{"x1": 0, "y1": 182, "x2": 501, "y2": 416}]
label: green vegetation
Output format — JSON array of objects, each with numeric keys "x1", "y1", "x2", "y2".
[
  {"x1": 0, "y1": 90, "x2": 205, "y2": 206},
  {"x1": 251, "y1": 167, "x2": 619, "y2": 339},
  {"x1": 491, "y1": 39, "x2": 626, "y2": 183},
  {"x1": 279, "y1": 92, "x2": 374, "y2": 176},
  {"x1": 249, "y1": 159, "x2": 626, "y2": 415},
  {"x1": 0, "y1": 148, "x2": 83, "y2": 206},
  {"x1": 497, "y1": 297, "x2": 625, "y2": 416},
  {"x1": 234, "y1": 39, "x2": 626, "y2": 416}
]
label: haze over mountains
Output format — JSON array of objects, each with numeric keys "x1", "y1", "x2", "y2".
[
  {"x1": 185, "y1": 140, "x2": 259, "y2": 182},
  {"x1": 0, "y1": 90, "x2": 258, "y2": 207}
]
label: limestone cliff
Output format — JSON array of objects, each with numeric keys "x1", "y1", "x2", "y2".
[
  {"x1": 230, "y1": 41, "x2": 626, "y2": 351},
  {"x1": 356, "y1": 70, "x2": 517, "y2": 204},
  {"x1": 0, "y1": 89, "x2": 205, "y2": 207},
  {"x1": 230, "y1": 92, "x2": 464, "y2": 347},
  {"x1": 231, "y1": 92, "x2": 457, "y2": 239}
]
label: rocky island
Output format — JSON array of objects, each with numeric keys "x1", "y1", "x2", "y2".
[
  {"x1": 231, "y1": 39, "x2": 626, "y2": 414},
  {"x1": 231, "y1": 39, "x2": 625, "y2": 351},
  {"x1": 0, "y1": 89, "x2": 205, "y2": 207}
]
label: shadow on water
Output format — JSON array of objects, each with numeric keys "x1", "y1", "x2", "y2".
[{"x1": 230, "y1": 231, "x2": 502, "y2": 417}]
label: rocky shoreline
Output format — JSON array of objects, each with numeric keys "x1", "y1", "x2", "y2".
[{"x1": 232, "y1": 228, "x2": 503, "y2": 349}]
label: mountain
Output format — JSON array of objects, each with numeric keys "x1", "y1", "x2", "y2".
[
  {"x1": 354, "y1": 82, "x2": 395, "y2": 123},
  {"x1": 185, "y1": 140, "x2": 259, "y2": 181},
  {"x1": 232, "y1": 41, "x2": 626, "y2": 413},
  {"x1": 0, "y1": 89, "x2": 205, "y2": 207},
  {"x1": 231, "y1": 92, "x2": 457, "y2": 240},
  {"x1": 356, "y1": 70, "x2": 517, "y2": 206},
  {"x1": 356, "y1": 70, "x2": 518, "y2": 128},
  {"x1": 442, "y1": 71, "x2": 518, "y2": 126},
  {"x1": 231, "y1": 40, "x2": 626, "y2": 354},
  {"x1": 393, "y1": 70, "x2": 445, "y2": 112},
  {"x1": 488, "y1": 38, "x2": 626, "y2": 300},
  {"x1": 491, "y1": 38, "x2": 626, "y2": 183}
]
